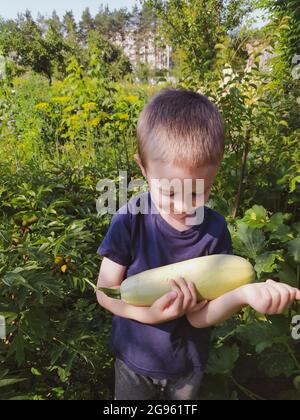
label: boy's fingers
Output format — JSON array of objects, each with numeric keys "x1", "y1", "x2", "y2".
[
  {"x1": 154, "y1": 290, "x2": 178, "y2": 310},
  {"x1": 266, "y1": 282, "x2": 300, "y2": 311},
  {"x1": 167, "y1": 280, "x2": 183, "y2": 311},
  {"x1": 169, "y1": 279, "x2": 184, "y2": 300},
  {"x1": 187, "y1": 281, "x2": 198, "y2": 305},
  {"x1": 276, "y1": 285, "x2": 293, "y2": 314},
  {"x1": 169, "y1": 279, "x2": 181, "y2": 293},
  {"x1": 176, "y1": 277, "x2": 192, "y2": 308},
  {"x1": 168, "y1": 279, "x2": 186, "y2": 313},
  {"x1": 262, "y1": 287, "x2": 274, "y2": 314},
  {"x1": 264, "y1": 283, "x2": 281, "y2": 314}
]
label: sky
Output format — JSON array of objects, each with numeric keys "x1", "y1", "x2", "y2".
[
  {"x1": 0, "y1": 1, "x2": 267, "y2": 28},
  {"x1": 0, "y1": 1, "x2": 140, "y2": 21}
]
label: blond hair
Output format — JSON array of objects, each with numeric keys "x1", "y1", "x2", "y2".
[{"x1": 137, "y1": 88, "x2": 224, "y2": 170}]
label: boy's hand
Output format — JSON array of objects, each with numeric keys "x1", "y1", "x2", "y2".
[
  {"x1": 148, "y1": 277, "x2": 207, "y2": 323},
  {"x1": 239, "y1": 279, "x2": 300, "y2": 315}
]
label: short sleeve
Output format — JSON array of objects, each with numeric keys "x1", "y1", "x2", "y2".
[
  {"x1": 97, "y1": 210, "x2": 132, "y2": 266},
  {"x1": 209, "y1": 222, "x2": 233, "y2": 255}
]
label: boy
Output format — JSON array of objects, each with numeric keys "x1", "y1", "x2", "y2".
[{"x1": 96, "y1": 88, "x2": 300, "y2": 400}]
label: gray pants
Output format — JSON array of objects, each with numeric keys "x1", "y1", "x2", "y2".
[{"x1": 114, "y1": 358, "x2": 203, "y2": 400}]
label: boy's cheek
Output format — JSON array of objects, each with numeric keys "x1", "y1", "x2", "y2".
[
  {"x1": 150, "y1": 190, "x2": 171, "y2": 213},
  {"x1": 150, "y1": 189, "x2": 211, "y2": 214}
]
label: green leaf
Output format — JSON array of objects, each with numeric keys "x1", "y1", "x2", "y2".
[
  {"x1": 0, "y1": 370, "x2": 9, "y2": 380},
  {"x1": 279, "y1": 120, "x2": 289, "y2": 127},
  {"x1": 206, "y1": 344, "x2": 239, "y2": 376},
  {"x1": 0, "y1": 378, "x2": 26, "y2": 388},
  {"x1": 236, "y1": 317, "x2": 290, "y2": 354},
  {"x1": 215, "y1": 43, "x2": 226, "y2": 50},
  {"x1": 2, "y1": 273, "x2": 38, "y2": 293},
  {"x1": 8, "y1": 332, "x2": 25, "y2": 366},
  {"x1": 232, "y1": 223, "x2": 265, "y2": 260},
  {"x1": 294, "y1": 376, "x2": 300, "y2": 391},
  {"x1": 241, "y1": 205, "x2": 268, "y2": 228},
  {"x1": 2, "y1": 273, "x2": 26, "y2": 287},
  {"x1": 265, "y1": 212, "x2": 286, "y2": 232},
  {"x1": 287, "y1": 237, "x2": 300, "y2": 263},
  {"x1": 7, "y1": 395, "x2": 31, "y2": 400},
  {"x1": 277, "y1": 262, "x2": 298, "y2": 287},
  {"x1": 290, "y1": 176, "x2": 300, "y2": 192},
  {"x1": 254, "y1": 252, "x2": 279, "y2": 277},
  {"x1": 23, "y1": 308, "x2": 50, "y2": 342},
  {"x1": 258, "y1": 351, "x2": 296, "y2": 378},
  {"x1": 31, "y1": 368, "x2": 42, "y2": 376},
  {"x1": 269, "y1": 224, "x2": 292, "y2": 243},
  {"x1": 293, "y1": 222, "x2": 300, "y2": 234}
]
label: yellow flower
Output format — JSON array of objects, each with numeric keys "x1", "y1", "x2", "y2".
[
  {"x1": 100, "y1": 112, "x2": 110, "y2": 119},
  {"x1": 90, "y1": 117, "x2": 101, "y2": 127},
  {"x1": 63, "y1": 105, "x2": 76, "y2": 113},
  {"x1": 116, "y1": 113, "x2": 129, "y2": 120},
  {"x1": 51, "y1": 96, "x2": 71, "y2": 104},
  {"x1": 54, "y1": 256, "x2": 64, "y2": 266},
  {"x1": 82, "y1": 102, "x2": 97, "y2": 111},
  {"x1": 69, "y1": 115, "x2": 79, "y2": 122},
  {"x1": 125, "y1": 95, "x2": 138, "y2": 104},
  {"x1": 35, "y1": 102, "x2": 49, "y2": 110},
  {"x1": 67, "y1": 114, "x2": 80, "y2": 129},
  {"x1": 61, "y1": 264, "x2": 68, "y2": 273}
]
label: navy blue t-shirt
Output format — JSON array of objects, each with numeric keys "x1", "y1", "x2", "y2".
[{"x1": 97, "y1": 191, "x2": 232, "y2": 379}]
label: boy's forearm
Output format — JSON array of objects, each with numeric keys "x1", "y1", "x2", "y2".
[
  {"x1": 187, "y1": 288, "x2": 247, "y2": 328},
  {"x1": 97, "y1": 291, "x2": 159, "y2": 324}
]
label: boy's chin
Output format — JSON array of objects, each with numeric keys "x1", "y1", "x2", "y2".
[{"x1": 171, "y1": 212, "x2": 196, "y2": 221}]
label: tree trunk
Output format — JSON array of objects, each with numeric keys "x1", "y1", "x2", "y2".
[{"x1": 232, "y1": 129, "x2": 251, "y2": 219}]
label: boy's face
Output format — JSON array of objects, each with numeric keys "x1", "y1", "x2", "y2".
[{"x1": 135, "y1": 154, "x2": 219, "y2": 226}]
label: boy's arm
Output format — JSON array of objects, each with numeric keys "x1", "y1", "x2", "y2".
[
  {"x1": 187, "y1": 280, "x2": 300, "y2": 328},
  {"x1": 186, "y1": 288, "x2": 245, "y2": 328},
  {"x1": 96, "y1": 257, "x2": 156, "y2": 324},
  {"x1": 97, "y1": 258, "x2": 200, "y2": 324}
]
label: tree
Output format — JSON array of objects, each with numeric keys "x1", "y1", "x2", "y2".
[
  {"x1": 261, "y1": 0, "x2": 300, "y2": 64},
  {"x1": 258, "y1": 0, "x2": 300, "y2": 130},
  {"x1": 145, "y1": 0, "x2": 254, "y2": 82},
  {"x1": 79, "y1": 7, "x2": 95, "y2": 44},
  {"x1": 36, "y1": 13, "x2": 47, "y2": 34},
  {"x1": 110, "y1": 8, "x2": 132, "y2": 42},
  {"x1": 49, "y1": 10, "x2": 63, "y2": 35},
  {"x1": 5, "y1": 12, "x2": 53, "y2": 82},
  {"x1": 87, "y1": 30, "x2": 132, "y2": 80},
  {"x1": 131, "y1": 4, "x2": 158, "y2": 69},
  {"x1": 0, "y1": 12, "x2": 70, "y2": 84},
  {"x1": 44, "y1": 20, "x2": 71, "y2": 80},
  {"x1": 63, "y1": 10, "x2": 78, "y2": 45},
  {"x1": 94, "y1": 5, "x2": 112, "y2": 37}
]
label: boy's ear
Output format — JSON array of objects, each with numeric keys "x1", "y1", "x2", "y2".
[{"x1": 134, "y1": 154, "x2": 147, "y2": 178}]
